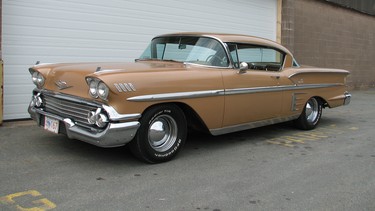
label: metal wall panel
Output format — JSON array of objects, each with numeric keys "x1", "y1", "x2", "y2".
[{"x1": 2, "y1": 0, "x2": 277, "y2": 119}]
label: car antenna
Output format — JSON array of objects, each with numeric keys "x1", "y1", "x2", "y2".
[{"x1": 35, "y1": 61, "x2": 40, "y2": 65}]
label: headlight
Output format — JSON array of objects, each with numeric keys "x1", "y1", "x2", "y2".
[
  {"x1": 89, "y1": 79, "x2": 99, "y2": 98},
  {"x1": 87, "y1": 78, "x2": 109, "y2": 100},
  {"x1": 31, "y1": 71, "x2": 45, "y2": 88},
  {"x1": 98, "y1": 82, "x2": 109, "y2": 100}
]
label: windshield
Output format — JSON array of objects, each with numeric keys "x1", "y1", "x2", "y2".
[{"x1": 139, "y1": 36, "x2": 229, "y2": 67}]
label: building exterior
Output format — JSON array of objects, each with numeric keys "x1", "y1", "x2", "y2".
[
  {"x1": 0, "y1": 0, "x2": 374, "y2": 121},
  {"x1": 0, "y1": 0, "x2": 3, "y2": 124},
  {"x1": 282, "y1": 0, "x2": 375, "y2": 89}
]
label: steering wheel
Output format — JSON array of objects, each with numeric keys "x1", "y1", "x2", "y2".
[{"x1": 206, "y1": 55, "x2": 223, "y2": 66}]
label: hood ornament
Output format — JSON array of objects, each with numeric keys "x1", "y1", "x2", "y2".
[{"x1": 55, "y1": 80, "x2": 73, "y2": 90}]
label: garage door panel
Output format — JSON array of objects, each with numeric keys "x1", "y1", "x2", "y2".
[{"x1": 3, "y1": 0, "x2": 277, "y2": 120}]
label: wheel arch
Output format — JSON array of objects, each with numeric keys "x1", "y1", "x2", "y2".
[
  {"x1": 311, "y1": 96, "x2": 329, "y2": 108},
  {"x1": 140, "y1": 102, "x2": 210, "y2": 134}
]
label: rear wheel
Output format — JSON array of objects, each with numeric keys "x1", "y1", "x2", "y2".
[
  {"x1": 129, "y1": 104, "x2": 187, "y2": 163},
  {"x1": 294, "y1": 97, "x2": 322, "y2": 130}
]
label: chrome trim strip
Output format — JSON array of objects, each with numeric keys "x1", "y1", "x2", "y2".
[
  {"x1": 127, "y1": 83, "x2": 343, "y2": 102},
  {"x1": 184, "y1": 62, "x2": 233, "y2": 69},
  {"x1": 210, "y1": 115, "x2": 300, "y2": 136},
  {"x1": 124, "y1": 83, "x2": 132, "y2": 91},
  {"x1": 114, "y1": 83, "x2": 122, "y2": 92},
  {"x1": 128, "y1": 83, "x2": 136, "y2": 91},
  {"x1": 119, "y1": 83, "x2": 127, "y2": 92},
  {"x1": 115, "y1": 83, "x2": 137, "y2": 92},
  {"x1": 127, "y1": 90, "x2": 225, "y2": 102},
  {"x1": 102, "y1": 105, "x2": 141, "y2": 121},
  {"x1": 225, "y1": 83, "x2": 343, "y2": 95},
  {"x1": 291, "y1": 92, "x2": 306, "y2": 111},
  {"x1": 288, "y1": 71, "x2": 349, "y2": 78}
]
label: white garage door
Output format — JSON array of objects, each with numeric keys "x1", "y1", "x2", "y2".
[{"x1": 2, "y1": 0, "x2": 277, "y2": 120}]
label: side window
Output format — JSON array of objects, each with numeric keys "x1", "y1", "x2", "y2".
[{"x1": 236, "y1": 44, "x2": 285, "y2": 71}]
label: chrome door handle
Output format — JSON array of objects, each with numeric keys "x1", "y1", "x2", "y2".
[{"x1": 271, "y1": 76, "x2": 280, "y2": 79}]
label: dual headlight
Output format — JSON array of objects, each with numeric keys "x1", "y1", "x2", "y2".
[
  {"x1": 86, "y1": 77, "x2": 109, "y2": 101},
  {"x1": 31, "y1": 71, "x2": 45, "y2": 89}
]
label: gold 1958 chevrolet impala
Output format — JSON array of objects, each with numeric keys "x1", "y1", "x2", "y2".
[{"x1": 28, "y1": 32, "x2": 351, "y2": 163}]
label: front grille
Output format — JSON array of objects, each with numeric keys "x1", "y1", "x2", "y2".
[{"x1": 43, "y1": 95, "x2": 98, "y2": 128}]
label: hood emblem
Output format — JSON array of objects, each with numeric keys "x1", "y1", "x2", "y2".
[{"x1": 55, "y1": 80, "x2": 73, "y2": 90}]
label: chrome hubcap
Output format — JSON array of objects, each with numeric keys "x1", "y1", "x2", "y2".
[
  {"x1": 305, "y1": 98, "x2": 319, "y2": 123},
  {"x1": 148, "y1": 115, "x2": 178, "y2": 152}
]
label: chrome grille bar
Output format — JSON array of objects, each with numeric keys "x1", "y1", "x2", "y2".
[{"x1": 43, "y1": 95, "x2": 97, "y2": 127}]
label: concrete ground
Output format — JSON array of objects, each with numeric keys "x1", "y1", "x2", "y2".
[{"x1": 1, "y1": 90, "x2": 374, "y2": 211}]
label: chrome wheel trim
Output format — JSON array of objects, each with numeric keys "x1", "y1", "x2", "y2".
[
  {"x1": 148, "y1": 115, "x2": 178, "y2": 152},
  {"x1": 305, "y1": 98, "x2": 319, "y2": 123}
]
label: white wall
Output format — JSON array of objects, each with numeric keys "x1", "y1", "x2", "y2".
[{"x1": 2, "y1": 0, "x2": 277, "y2": 119}]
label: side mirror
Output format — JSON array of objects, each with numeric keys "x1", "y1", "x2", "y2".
[{"x1": 238, "y1": 62, "x2": 248, "y2": 74}]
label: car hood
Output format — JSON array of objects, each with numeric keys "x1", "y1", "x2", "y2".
[{"x1": 33, "y1": 61, "x2": 187, "y2": 98}]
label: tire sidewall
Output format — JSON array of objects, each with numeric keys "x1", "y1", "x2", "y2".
[
  {"x1": 296, "y1": 98, "x2": 323, "y2": 130},
  {"x1": 135, "y1": 105, "x2": 187, "y2": 163},
  {"x1": 306, "y1": 102, "x2": 322, "y2": 127}
]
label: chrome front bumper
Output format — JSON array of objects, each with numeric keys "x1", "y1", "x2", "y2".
[{"x1": 28, "y1": 104, "x2": 140, "y2": 148}]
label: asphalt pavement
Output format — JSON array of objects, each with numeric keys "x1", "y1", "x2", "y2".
[{"x1": 1, "y1": 89, "x2": 375, "y2": 211}]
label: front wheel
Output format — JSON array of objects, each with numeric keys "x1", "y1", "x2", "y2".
[
  {"x1": 294, "y1": 97, "x2": 323, "y2": 130},
  {"x1": 129, "y1": 104, "x2": 187, "y2": 163}
]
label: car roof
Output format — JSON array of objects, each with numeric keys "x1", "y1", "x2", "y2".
[{"x1": 156, "y1": 32, "x2": 292, "y2": 56}]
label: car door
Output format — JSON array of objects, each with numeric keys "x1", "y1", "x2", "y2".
[{"x1": 222, "y1": 44, "x2": 285, "y2": 127}]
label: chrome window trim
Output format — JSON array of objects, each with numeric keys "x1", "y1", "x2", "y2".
[
  {"x1": 292, "y1": 58, "x2": 300, "y2": 67},
  {"x1": 184, "y1": 62, "x2": 233, "y2": 69},
  {"x1": 202, "y1": 35, "x2": 234, "y2": 68},
  {"x1": 127, "y1": 83, "x2": 343, "y2": 102},
  {"x1": 223, "y1": 42, "x2": 287, "y2": 71},
  {"x1": 281, "y1": 54, "x2": 287, "y2": 70},
  {"x1": 152, "y1": 34, "x2": 235, "y2": 69}
]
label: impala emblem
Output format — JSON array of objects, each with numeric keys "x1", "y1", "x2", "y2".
[{"x1": 55, "y1": 80, "x2": 73, "y2": 90}]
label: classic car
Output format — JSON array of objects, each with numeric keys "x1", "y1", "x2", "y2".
[{"x1": 28, "y1": 32, "x2": 351, "y2": 163}]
